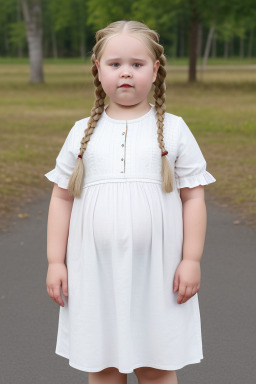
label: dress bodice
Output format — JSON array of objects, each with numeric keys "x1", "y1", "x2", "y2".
[
  {"x1": 77, "y1": 104, "x2": 178, "y2": 188},
  {"x1": 45, "y1": 104, "x2": 216, "y2": 191}
]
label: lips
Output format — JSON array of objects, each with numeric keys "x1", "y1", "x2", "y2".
[{"x1": 120, "y1": 84, "x2": 133, "y2": 88}]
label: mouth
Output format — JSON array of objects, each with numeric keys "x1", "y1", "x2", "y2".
[{"x1": 119, "y1": 84, "x2": 133, "y2": 88}]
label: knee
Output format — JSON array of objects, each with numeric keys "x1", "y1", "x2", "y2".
[
  {"x1": 134, "y1": 367, "x2": 158, "y2": 381},
  {"x1": 134, "y1": 367, "x2": 176, "y2": 382},
  {"x1": 93, "y1": 367, "x2": 120, "y2": 375},
  {"x1": 89, "y1": 367, "x2": 127, "y2": 384}
]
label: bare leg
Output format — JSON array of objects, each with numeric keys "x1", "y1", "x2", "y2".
[
  {"x1": 134, "y1": 367, "x2": 178, "y2": 384},
  {"x1": 89, "y1": 367, "x2": 127, "y2": 384}
]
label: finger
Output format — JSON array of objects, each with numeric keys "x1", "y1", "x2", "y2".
[
  {"x1": 49, "y1": 288, "x2": 56, "y2": 302},
  {"x1": 191, "y1": 285, "x2": 197, "y2": 296},
  {"x1": 56, "y1": 295, "x2": 64, "y2": 307},
  {"x1": 47, "y1": 287, "x2": 54, "y2": 301},
  {"x1": 49, "y1": 287, "x2": 54, "y2": 299},
  {"x1": 177, "y1": 284, "x2": 186, "y2": 304},
  {"x1": 180, "y1": 286, "x2": 188, "y2": 304},
  {"x1": 182, "y1": 286, "x2": 193, "y2": 303},
  {"x1": 50, "y1": 286, "x2": 62, "y2": 306},
  {"x1": 53, "y1": 286, "x2": 60, "y2": 300},
  {"x1": 173, "y1": 273, "x2": 179, "y2": 293},
  {"x1": 53, "y1": 287, "x2": 64, "y2": 307},
  {"x1": 62, "y1": 280, "x2": 68, "y2": 297},
  {"x1": 55, "y1": 294, "x2": 64, "y2": 307}
]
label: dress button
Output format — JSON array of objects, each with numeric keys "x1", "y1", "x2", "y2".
[
  {"x1": 121, "y1": 144, "x2": 124, "y2": 147},
  {"x1": 121, "y1": 158, "x2": 124, "y2": 161},
  {"x1": 122, "y1": 132, "x2": 125, "y2": 135},
  {"x1": 120, "y1": 171, "x2": 124, "y2": 173}
]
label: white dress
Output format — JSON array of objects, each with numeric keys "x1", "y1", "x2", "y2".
[{"x1": 45, "y1": 103, "x2": 216, "y2": 373}]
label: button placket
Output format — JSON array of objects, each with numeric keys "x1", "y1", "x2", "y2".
[{"x1": 120, "y1": 123, "x2": 127, "y2": 173}]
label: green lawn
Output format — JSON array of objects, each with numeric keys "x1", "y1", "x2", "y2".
[{"x1": 0, "y1": 59, "x2": 255, "y2": 231}]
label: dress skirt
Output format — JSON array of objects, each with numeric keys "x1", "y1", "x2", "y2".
[{"x1": 54, "y1": 180, "x2": 204, "y2": 373}]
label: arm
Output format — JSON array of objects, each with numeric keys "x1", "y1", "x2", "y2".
[
  {"x1": 173, "y1": 185, "x2": 206, "y2": 304},
  {"x1": 180, "y1": 185, "x2": 207, "y2": 262},
  {"x1": 47, "y1": 183, "x2": 74, "y2": 264},
  {"x1": 46, "y1": 183, "x2": 74, "y2": 307}
]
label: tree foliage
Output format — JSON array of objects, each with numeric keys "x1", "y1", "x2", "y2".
[{"x1": 0, "y1": 0, "x2": 255, "y2": 60}]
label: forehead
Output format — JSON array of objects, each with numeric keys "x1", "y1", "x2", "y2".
[{"x1": 101, "y1": 34, "x2": 153, "y2": 61}]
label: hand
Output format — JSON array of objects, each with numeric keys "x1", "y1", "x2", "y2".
[
  {"x1": 173, "y1": 260, "x2": 201, "y2": 304},
  {"x1": 46, "y1": 262, "x2": 68, "y2": 307}
]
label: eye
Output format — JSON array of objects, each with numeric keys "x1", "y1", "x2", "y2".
[
  {"x1": 111, "y1": 63, "x2": 119, "y2": 67},
  {"x1": 134, "y1": 63, "x2": 142, "y2": 68}
]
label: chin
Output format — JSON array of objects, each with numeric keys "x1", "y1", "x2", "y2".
[{"x1": 115, "y1": 100, "x2": 137, "y2": 107}]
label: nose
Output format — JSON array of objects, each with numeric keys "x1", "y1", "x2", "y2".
[{"x1": 120, "y1": 65, "x2": 132, "y2": 78}]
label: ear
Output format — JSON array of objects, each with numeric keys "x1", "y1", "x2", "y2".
[
  {"x1": 153, "y1": 60, "x2": 160, "y2": 83},
  {"x1": 95, "y1": 59, "x2": 101, "y2": 82}
]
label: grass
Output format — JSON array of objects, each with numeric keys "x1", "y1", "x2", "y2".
[{"x1": 0, "y1": 58, "x2": 255, "y2": 231}]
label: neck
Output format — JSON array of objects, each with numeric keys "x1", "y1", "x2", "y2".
[{"x1": 105, "y1": 101, "x2": 151, "y2": 120}]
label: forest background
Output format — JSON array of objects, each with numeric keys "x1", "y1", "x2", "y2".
[{"x1": 0, "y1": 0, "x2": 255, "y2": 231}]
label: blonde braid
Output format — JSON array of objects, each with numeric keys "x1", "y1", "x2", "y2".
[
  {"x1": 68, "y1": 20, "x2": 174, "y2": 196},
  {"x1": 153, "y1": 53, "x2": 174, "y2": 193},
  {"x1": 68, "y1": 54, "x2": 106, "y2": 198}
]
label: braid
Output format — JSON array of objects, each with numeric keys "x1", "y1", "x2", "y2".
[
  {"x1": 153, "y1": 53, "x2": 174, "y2": 193},
  {"x1": 68, "y1": 20, "x2": 174, "y2": 197},
  {"x1": 68, "y1": 54, "x2": 106, "y2": 198}
]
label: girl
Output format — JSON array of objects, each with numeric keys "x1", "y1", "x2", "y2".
[{"x1": 45, "y1": 20, "x2": 216, "y2": 384}]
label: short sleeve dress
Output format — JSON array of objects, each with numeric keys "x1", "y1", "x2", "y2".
[{"x1": 45, "y1": 103, "x2": 216, "y2": 373}]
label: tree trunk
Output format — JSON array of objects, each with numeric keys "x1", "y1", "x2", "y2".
[
  {"x1": 51, "y1": 26, "x2": 58, "y2": 58},
  {"x1": 17, "y1": 0, "x2": 23, "y2": 57},
  {"x1": 240, "y1": 37, "x2": 244, "y2": 58},
  {"x1": 211, "y1": 33, "x2": 216, "y2": 57},
  {"x1": 80, "y1": 26, "x2": 85, "y2": 59},
  {"x1": 21, "y1": 0, "x2": 44, "y2": 83},
  {"x1": 203, "y1": 22, "x2": 215, "y2": 70},
  {"x1": 172, "y1": 23, "x2": 178, "y2": 59},
  {"x1": 224, "y1": 40, "x2": 228, "y2": 58},
  {"x1": 179, "y1": 17, "x2": 185, "y2": 58},
  {"x1": 44, "y1": 36, "x2": 48, "y2": 58},
  {"x1": 230, "y1": 38, "x2": 234, "y2": 57},
  {"x1": 4, "y1": 30, "x2": 9, "y2": 54},
  {"x1": 188, "y1": 0, "x2": 200, "y2": 82},
  {"x1": 248, "y1": 27, "x2": 254, "y2": 58},
  {"x1": 197, "y1": 22, "x2": 202, "y2": 58}
]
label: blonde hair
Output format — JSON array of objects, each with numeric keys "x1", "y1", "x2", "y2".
[{"x1": 68, "y1": 20, "x2": 174, "y2": 198}]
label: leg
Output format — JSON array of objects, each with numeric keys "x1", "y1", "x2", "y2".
[
  {"x1": 89, "y1": 367, "x2": 127, "y2": 384},
  {"x1": 134, "y1": 367, "x2": 178, "y2": 384}
]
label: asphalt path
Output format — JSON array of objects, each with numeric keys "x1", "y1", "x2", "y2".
[{"x1": 0, "y1": 190, "x2": 255, "y2": 384}]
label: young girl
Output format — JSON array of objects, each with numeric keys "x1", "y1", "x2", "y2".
[{"x1": 45, "y1": 20, "x2": 216, "y2": 384}]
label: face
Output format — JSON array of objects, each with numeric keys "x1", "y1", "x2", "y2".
[{"x1": 95, "y1": 33, "x2": 160, "y2": 107}]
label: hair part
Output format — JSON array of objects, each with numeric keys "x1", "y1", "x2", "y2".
[{"x1": 68, "y1": 20, "x2": 174, "y2": 198}]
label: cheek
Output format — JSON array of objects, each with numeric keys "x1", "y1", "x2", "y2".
[
  {"x1": 103, "y1": 69, "x2": 116, "y2": 81},
  {"x1": 100, "y1": 75, "x2": 116, "y2": 94},
  {"x1": 138, "y1": 70, "x2": 154, "y2": 84},
  {"x1": 137, "y1": 74, "x2": 153, "y2": 91}
]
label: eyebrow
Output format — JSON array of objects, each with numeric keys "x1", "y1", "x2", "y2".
[{"x1": 105, "y1": 58, "x2": 147, "y2": 63}]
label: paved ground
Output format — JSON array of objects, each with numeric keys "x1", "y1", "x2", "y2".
[{"x1": 0, "y1": 190, "x2": 255, "y2": 384}]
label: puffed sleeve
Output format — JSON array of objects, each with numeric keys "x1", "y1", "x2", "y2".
[
  {"x1": 174, "y1": 117, "x2": 216, "y2": 189},
  {"x1": 44, "y1": 123, "x2": 78, "y2": 189}
]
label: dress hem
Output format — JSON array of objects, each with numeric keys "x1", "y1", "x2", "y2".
[{"x1": 55, "y1": 349, "x2": 204, "y2": 373}]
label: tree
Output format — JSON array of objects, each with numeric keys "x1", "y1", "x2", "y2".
[
  {"x1": 188, "y1": 0, "x2": 200, "y2": 82},
  {"x1": 202, "y1": 21, "x2": 215, "y2": 70},
  {"x1": 0, "y1": 0, "x2": 18, "y2": 56},
  {"x1": 0, "y1": 0, "x2": 254, "y2": 72},
  {"x1": 21, "y1": 0, "x2": 44, "y2": 83}
]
